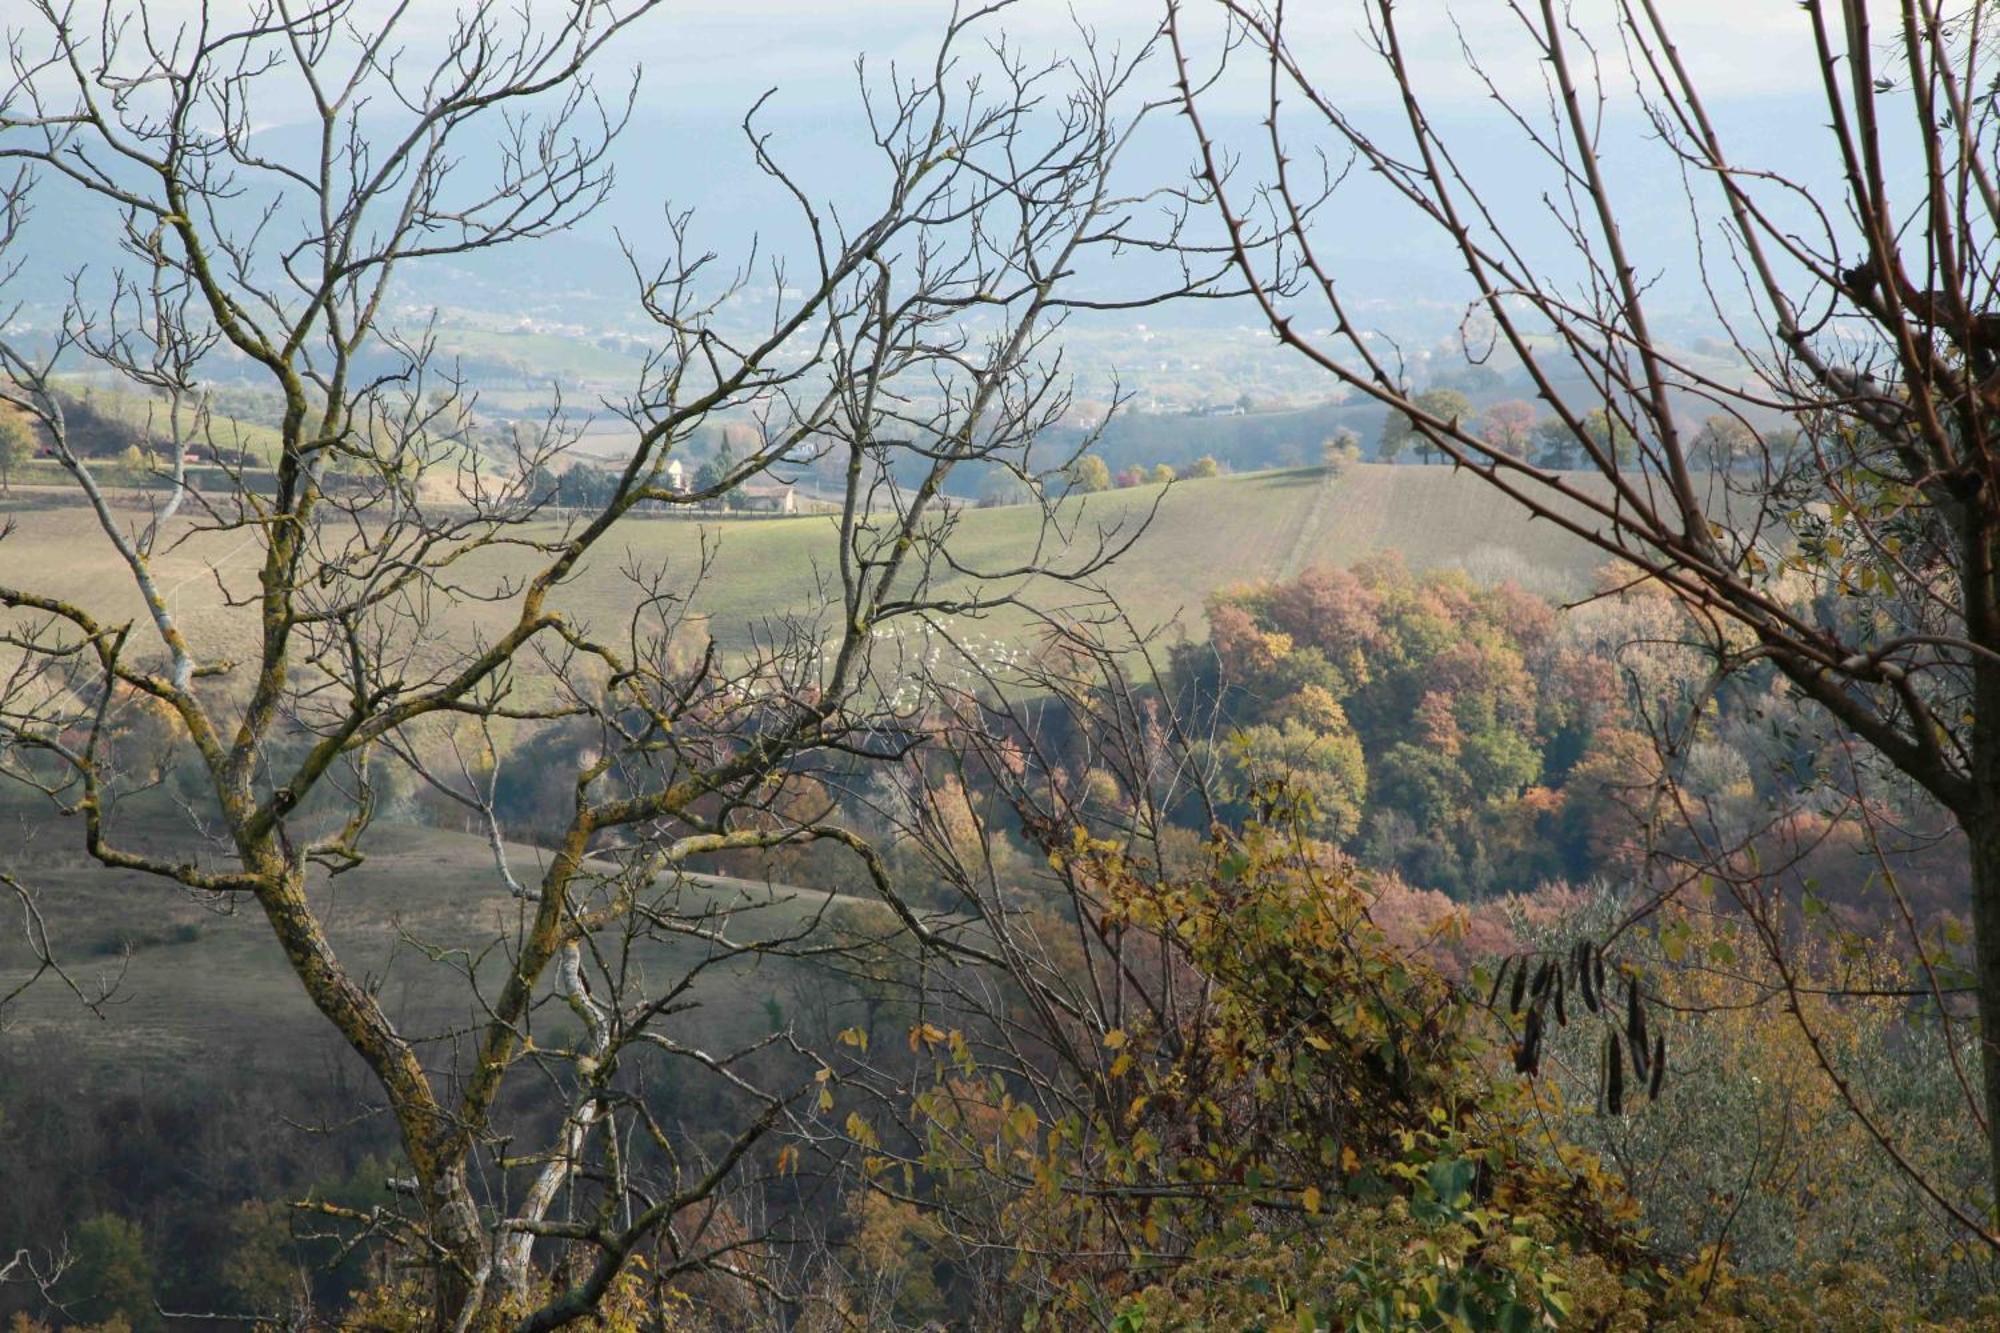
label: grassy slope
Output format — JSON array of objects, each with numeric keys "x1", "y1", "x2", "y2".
[
  {"x1": 0, "y1": 808, "x2": 893, "y2": 1075},
  {"x1": 1, "y1": 463, "x2": 1611, "y2": 669},
  {"x1": 56, "y1": 379, "x2": 291, "y2": 463}
]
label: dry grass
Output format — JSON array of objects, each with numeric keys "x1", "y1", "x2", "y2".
[
  {"x1": 0, "y1": 464, "x2": 1609, "y2": 670},
  {"x1": 0, "y1": 801, "x2": 891, "y2": 1074}
]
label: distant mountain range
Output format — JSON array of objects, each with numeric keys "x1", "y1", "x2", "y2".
[{"x1": 4, "y1": 93, "x2": 1849, "y2": 349}]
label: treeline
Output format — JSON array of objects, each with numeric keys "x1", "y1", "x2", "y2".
[
  {"x1": 1049, "y1": 398, "x2": 1368, "y2": 476},
  {"x1": 1038, "y1": 347, "x2": 1786, "y2": 480},
  {"x1": 0, "y1": 1027, "x2": 801, "y2": 1329},
  {"x1": 0, "y1": 1040, "x2": 393, "y2": 1328}
]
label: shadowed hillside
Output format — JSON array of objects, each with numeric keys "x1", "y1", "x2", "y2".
[{"x1": 0, "y1": 810, "x2": 896, "y2": 1075}]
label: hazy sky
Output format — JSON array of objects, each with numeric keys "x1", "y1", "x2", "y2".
[
  {"x1": 6, "y1": 0, "x2": 1858, "y2": 329},
  {"x1": 70, "y1": 1, "x2": 1838, "y2": 117},
  {"x1": 616, "y1": 1, "x2": 1832, "y2": 108}
]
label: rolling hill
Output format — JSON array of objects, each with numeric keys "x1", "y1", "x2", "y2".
[
  {"x1": 0, "y1": 807, "x2": 901, "y2": 1076},
  {"x1": 0, "y1": 463, "x2": 1614, "y2": 672}
]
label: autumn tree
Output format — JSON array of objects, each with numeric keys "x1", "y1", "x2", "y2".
[
  {"x1": 1381, "y1": 386, "x2": 1472, "y2": 464},
  {"x1": 1693, "y1": 412, "x2": 1757, "y2": 473},
  {"x1": 1188, "y1": 560, "x2": 1623, "y2": 894},
  {"x1": 1171, "y1": 0, "x2": 2000, "y2": 1244},
  {"x1": 1067, "y1": 453, "x2": 1113, "y2": 493},
  {"x1": 0, "y1": 410, "x2": 32, "y2": 493},
  {"x1": 1321, "y1": 426, "x2": 1362, "y2": 474},
  {"x1": 803, "y1": 622, "x2": 1937, "y2": 1329},
  {"x1": 1579, "y1": 407, "x2": 1637, "y2": 467},
  {"x1": 1479, "y1": 398, "x2": 1535, "y2": 459}
]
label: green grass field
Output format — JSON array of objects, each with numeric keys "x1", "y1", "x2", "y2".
[
  {"x1": 430, "y1": 325, "x2": 646, "y2": 385},
  {"x1": 49, "y1": 378, "x2": 292, "y2": 465},
  {"x1": 0, "y1": 464, "x2": 1611, "y2": 671}
]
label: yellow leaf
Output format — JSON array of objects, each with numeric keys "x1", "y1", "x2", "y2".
[
  {"x1": 1302, "y1": 1185, "x2": 1322, "y2": 1214},
  {"x1": 1104, "y1": 1028, "x2": 1128, "y2": 1049}
]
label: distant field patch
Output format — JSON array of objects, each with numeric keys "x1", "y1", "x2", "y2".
[{"x1": 0, "y1": 465, "x2": 1611, "y2": 674}]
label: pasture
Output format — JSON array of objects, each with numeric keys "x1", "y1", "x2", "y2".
[{"x1": 0, "y1": 463, "x2": 1613, "y2": 671}]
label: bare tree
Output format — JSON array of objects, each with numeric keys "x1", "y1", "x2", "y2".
[
  {"x1": 1168, "y1": 0, "x2": 2000, "y2": 1246},
  {"x1": 0, "y1": 2, "x2": 1218, "y2": 1324}
]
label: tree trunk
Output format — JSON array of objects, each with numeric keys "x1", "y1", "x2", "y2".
[
  {"x1": 1971, "y1": 517, "x2": 2000, "y2": 1215},
  {"x1": 429, "y1": 1161, "x2": 492, "y2": 1333},
  {"x1": 1972, "y1": 801, "x2": 2000, "y2": 1218},
  {"x1": 250, "y1": 860, "x2": 491, "y2": 1330}
]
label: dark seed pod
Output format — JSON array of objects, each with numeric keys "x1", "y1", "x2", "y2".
[
  {"x1": 1579, "y1": 944, "x2": 1599, "y2": 1014},
  {"x1": 1649, "y1": 1033, "x2": 1667, "y2": 1100},
  {"x1": 1553, "y1": 966, "x2": 1568, "y2": 1027},
  {"x1": 1487, "y1": 956, "x2": 1511, "y2": 1009},
  {"x1": 1515, "y1": 1006, "x2": 1544, "y2": 1075},
  {"x1": 1509, "y1": 959, "x2": 1528, "y2": 1015},
  {"x1": 1606, "y1": 1033, "x2": 1625, "y2": 1115},
  {"x1": 1626, "y1": 978, "x2": 1647, "y2": 1057},
  {"x1": 1571, "y1": 938, "x2": 1588, "y2": 981},
  {"x1": 1593, "y1": 949, "x2": 1607, "y2": 1002},
  {"x1": 1531, "y1": 958, "x2": 1554, "y2": 1001}
]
